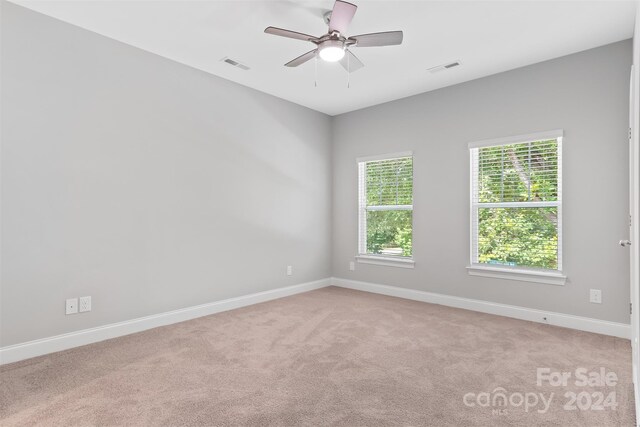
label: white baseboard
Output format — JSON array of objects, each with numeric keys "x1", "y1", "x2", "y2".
[
  {"x1": 0, "y1": 278, "x2": 331, "y2": 365},
  {"x1": 332, "y1": 277, "x2": 631, "y2": 339},
  {"x1": 2, "y1": 276, "x2": 630, "y2": 365}
]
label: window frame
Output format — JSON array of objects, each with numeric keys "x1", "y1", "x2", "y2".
[
  {"x1": 356, "y1": 151, "x2": 415, "y2": 269},
  {"x1": 467, "y1": 130, "x2": 566, "y2": 285}
]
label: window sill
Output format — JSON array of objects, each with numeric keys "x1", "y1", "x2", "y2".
[
  {"x1": 466, "y1": 265, "x2": 566, "y2": 286},
  {"x1": 356, "y1": 255, "x2": 415, "y2": 269}
]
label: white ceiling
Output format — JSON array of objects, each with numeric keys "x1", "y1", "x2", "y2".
[{"x1": 10, "y1": 0, "x2": 637, "y2": 116}]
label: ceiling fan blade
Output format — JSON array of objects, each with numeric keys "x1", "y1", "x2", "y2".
[
  {"x1": 285, "y1": 49, "x2": 318, "y2": 67},
  {"x1": 328, "y1": 0, "x2": 357, "y2": 34},
  {"x1": 339, "y1": 50, "x2": 364, "y2": 73},
  {"x1": 349, "y1": 31, "x2": 403, "y2": 47},
  {"x1": 264, "y1": 26, "x2": 318, "y2": 42}
]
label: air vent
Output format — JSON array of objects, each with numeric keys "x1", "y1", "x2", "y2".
[
  {"x1": 427, "y1": 60, "x2": 461, "y2": 74},
  {"x1": 221, "y1": 57, "x2": 250, "y2": 71}
]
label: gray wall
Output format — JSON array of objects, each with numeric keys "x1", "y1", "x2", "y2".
[
  {"x1": 332, "y1": 40, "x2": 632, "y2": 324},
  {"x1": 1, "y1": 3, "x2": 332, "y2": 346},
  {"x1": 1, "y1": 2, "x2": 633, "y2": 349}
]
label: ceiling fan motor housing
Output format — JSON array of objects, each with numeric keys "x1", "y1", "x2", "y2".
[{"x1": 318, "y1": 39, "x2": 346, "y2": 62}]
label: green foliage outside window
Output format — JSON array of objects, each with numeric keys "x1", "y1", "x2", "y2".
[
  {"x1": 367, "y1": 210, "x2": 412, "y2": 256},
  {"x1": 364, "y1": 157, "x2": 413, "y2": 257},
  {"x1": 361, "y1": 139, "x2": 559, "y2": 268},
  {"x1": 475, "y1": 139, "x2": 559, "y2": 269},
  {"x1": 478, "y1": 207, "x2": 558, "y2": 269}
]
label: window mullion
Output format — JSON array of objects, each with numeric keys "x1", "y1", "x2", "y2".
[
  {"x1": 367, "y1": 205, "x2": 413, "y2": 211},
  {"x1": 475, "y1": 201, "x2": 559, "y2": 209}
]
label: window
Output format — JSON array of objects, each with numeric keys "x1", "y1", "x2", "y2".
[
  {"x1": 357, "y1": 152, "x2": 414, "y2": 267},
  {"x1": 469, "y1": 130, "x2": 565, "y2": 284}
]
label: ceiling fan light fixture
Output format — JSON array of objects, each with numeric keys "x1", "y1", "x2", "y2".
[
  {"x1": 318, "y1": 40, "x2": 345, "y2": 62},
  {"x1": 264, "y1": 0, "x2": 403, "y2": 72}
]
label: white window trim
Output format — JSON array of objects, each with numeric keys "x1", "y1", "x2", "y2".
[
  {"x1": 356, "y1": 255, "x2": 415, "y2": 269},
  {"x1": 468, "y1": 130, "x2": 564, "y2": 284},
  {"x1": 468, "y1": 129, "x2": 563, "y2": 149},
  {"x1": 466, "y1": 265, "x2": 567, "y2": 286},
  {"x1": 356, "y1": 151, "x2": 414, "y2": 163},
  {"x1": 357, "y1": 151, "x2": 414, "y2": 265}
]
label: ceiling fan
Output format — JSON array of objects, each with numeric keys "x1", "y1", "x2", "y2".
[{"x1": 264, "y1": 0, "x2": 403, "y2": 73}]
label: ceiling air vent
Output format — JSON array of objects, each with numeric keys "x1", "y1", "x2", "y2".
[
  {"x1": 427, "y1": 61, "x2": 461, "y2": 74},
  {"x1": 221, "y1": 57, "x2": 250, "y2": 71}
]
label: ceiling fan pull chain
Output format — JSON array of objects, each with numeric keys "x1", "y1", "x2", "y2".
[
  {"x1": 347, "y1": 52, "x2": 350, "y2": 88},
  {"x1": 315, "y1": 56, "x2": 318, "y2": 87}
]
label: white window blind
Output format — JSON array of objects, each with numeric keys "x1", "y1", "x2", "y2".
[
  {"x1": 358, "y1": 153, "x2": 413, "y2": 258},
  {"x1": 470, "y1": 133, "x2": 562, "y2": 271}
]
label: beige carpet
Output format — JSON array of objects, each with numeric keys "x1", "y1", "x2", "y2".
[{"x1": 0, "y1": 286, "x2": 635, "y2": 426}]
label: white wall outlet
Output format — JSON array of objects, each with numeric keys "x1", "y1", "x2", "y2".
[
  {"x1": 286, "y1": 265, "x2": 293, "y2": 276},
  {"x1": 589, "y1": 289, "x2": 602, "y2": 304},
  {"x1": 79, "y1": 296, "x2": 92, "y2": 312},
  {"x1": 349, "y1": 261, "x2": 355, "y2": 271},
  {"x1": 66, "y1": 298, "x2": 78, "y2": 315}
]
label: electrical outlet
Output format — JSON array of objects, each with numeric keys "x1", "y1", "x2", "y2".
[
  {"x1": 286, "y1": 265, "x2": 293, "y2": 276},
  {"x1": 66, "y1": 298, "x2": 78, "y2": 315},
  {"x1": 590, "y1": 289, "x2": 602, "y2": 304},
  {"x1": 79, "y1": 296, "x2": 92, "y2": 312},
  {"x1": 349, "y1": 261, "x2": 355, "y2": 271}
]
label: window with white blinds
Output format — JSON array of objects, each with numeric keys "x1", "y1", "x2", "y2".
[
  {"x1": 470, "y1": 131, "x2": 562, "y2": 271},
  {"x1": 358, "y1": 153, "x2": 413, "y2": 258}
]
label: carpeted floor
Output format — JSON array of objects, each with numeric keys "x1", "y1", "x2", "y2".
[{"x1": 0, "y1": 286, "x2": 635, "y2": 426}]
